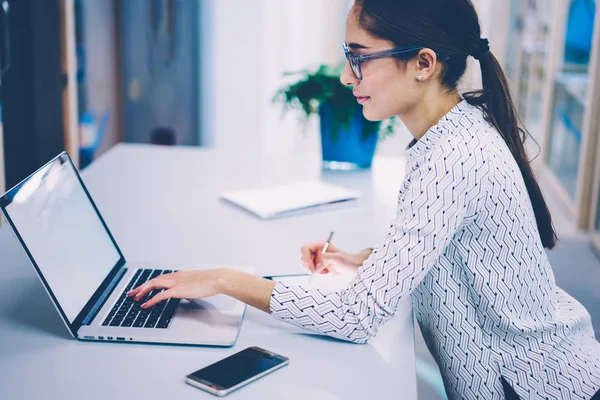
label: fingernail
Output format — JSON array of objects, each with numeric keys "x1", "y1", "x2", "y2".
[
  {"x1": 316, "y1": 263, "x2": 323, "y2": 270},
  {"x1": 141, "y1": 303, "x2": 147, "y2": 308}
]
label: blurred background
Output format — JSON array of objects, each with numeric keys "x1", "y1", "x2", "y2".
[{"x1": 0, "y1": 1, "x2": 599, "y2": 398}]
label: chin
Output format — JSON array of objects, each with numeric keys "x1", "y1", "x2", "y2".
[{"x1": 361, "y1": 106, "x2": 389, "y2": 122}]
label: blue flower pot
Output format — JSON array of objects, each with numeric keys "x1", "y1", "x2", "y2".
[{"x1": 319, "y1": 102, "x2": 378, "y2": 170}]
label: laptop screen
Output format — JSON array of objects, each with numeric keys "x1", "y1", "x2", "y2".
[{"x1": 1, "y1": 154, "x2": 121, "y2": 323}]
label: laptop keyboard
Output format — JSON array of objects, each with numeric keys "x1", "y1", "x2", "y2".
[{"x1": 101, "y1": 269, "x2": 180, "y2": 329}]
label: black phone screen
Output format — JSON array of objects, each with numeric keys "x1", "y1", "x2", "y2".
[{"x1": 188, "y1": 347, "x2": 287, "y2": 390}]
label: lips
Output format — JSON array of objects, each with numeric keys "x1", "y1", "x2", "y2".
[{"x1": 353, "y1": 92, "x2": 371, "y2": 104}]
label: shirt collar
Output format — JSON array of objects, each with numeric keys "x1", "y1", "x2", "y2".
[{"x1": 405, "y1": 99, "x2": 476, "y2": 161}]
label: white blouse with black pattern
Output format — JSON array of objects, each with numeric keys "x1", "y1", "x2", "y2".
[{"x1": 270, "y1": 100, "x2": 600, "y2": 399}]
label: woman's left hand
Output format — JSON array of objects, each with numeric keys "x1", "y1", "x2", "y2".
[{"x1": 126, "y1": 269, "x2": 225, "y2": 309}]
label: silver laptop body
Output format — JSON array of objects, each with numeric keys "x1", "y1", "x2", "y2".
[{"x1": 0, "y1": 152, "x2": 246, "y2": 346}]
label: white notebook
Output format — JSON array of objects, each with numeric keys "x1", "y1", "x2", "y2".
[{"x1": 220, "y1": 181, "x2": 361, "y2": 219}]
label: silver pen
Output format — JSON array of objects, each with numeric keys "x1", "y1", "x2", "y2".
[
  {"x1": 311, "y1": 230, "x2": 335, "y2": 280},
  {"x1": 320, "y1": 230, "x2": 335, "y2": 256}
]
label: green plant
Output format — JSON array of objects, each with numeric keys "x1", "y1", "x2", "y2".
[{"x1": 273, "y1": 64, "x2": 396, "y2": 144}]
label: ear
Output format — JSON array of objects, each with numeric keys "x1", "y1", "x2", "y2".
[{"x1": 414, "y1": 49, "x2": 438, "y2": 81}]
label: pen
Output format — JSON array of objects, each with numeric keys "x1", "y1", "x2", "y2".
[
  {"x1": 321, "y1": 230, "x2": 335, "y2": 255},
  {"x1": 312, "y1": 230, "x2": 335, "y2": 277}
]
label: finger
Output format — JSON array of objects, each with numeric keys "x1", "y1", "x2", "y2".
[
  {"x1": 301, "y1": 245, "x2": 319, "y2": 271},
  {"x1": 127, "y1": 284, "x2": 149, "y2": 297},
  {"x1": 314, "y1": 249, "x2": 327, "y2": 268},
  {"x1": 127, "y1": 272, "x2": 179, "y2": 297},
  {"x1": 133, "y1": 278, "x2": 174, "y2": 301},
  {"x1": 304, "y1": 240, "x2": 328, "y2": 255},
  {"x1": 126, "y1": 286, "x2": 142, "y2": 296},
  {"x1": 316, "y1": 253, "x2": 341, "y2": 271},
  {"x1": 314, "y1": 262, "x2": 332, "y2": 274},
  {"x1": 141, "y1": 288, "x2": 175, "y2": 309},
  {"x1": 314, "y1": 243, "x2": 338, "y2": 263}
]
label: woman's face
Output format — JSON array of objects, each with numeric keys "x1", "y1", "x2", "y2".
[{"x1": 340, "y1": 6, "x2": 423, "y2": 121}]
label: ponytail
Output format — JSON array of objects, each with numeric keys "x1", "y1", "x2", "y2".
[{"x1": 463, "y1": 51, "x2": 558, "y2": 250}]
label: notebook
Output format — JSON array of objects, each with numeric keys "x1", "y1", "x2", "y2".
[{"x1": 220, "y1": 181, "x2": 361, "y2": 219}]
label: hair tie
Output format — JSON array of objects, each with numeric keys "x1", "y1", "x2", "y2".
[{"x1": 472, "y1": 38, "x2": 490, "y2": 60}]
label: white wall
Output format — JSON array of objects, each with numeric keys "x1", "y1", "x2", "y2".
[{"x1": 200, "y1": 0, "x2": 348, "y2": 155}]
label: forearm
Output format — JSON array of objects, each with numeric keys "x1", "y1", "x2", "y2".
[
  {"x1": 270, "y1": 278, "x2": 373, "y2": 343},
  {"x1": 218, "y1": 269, "x2": 276, "y2": 313},
  {"x1": 214, "y1": 248, "x2": 372, "y2": 316}
]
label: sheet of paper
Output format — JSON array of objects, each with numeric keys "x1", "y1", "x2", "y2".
[
  {"x1": 270, "y1": 273, "x2": 353, "y2": 293},
  {"x1": 220, "y1": 181, "x2": 361, "y2": 219}
]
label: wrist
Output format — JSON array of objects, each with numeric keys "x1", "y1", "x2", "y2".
[
  {"x1": 359, "y1": 248, "x2": 373, "y2": 262},
  {"x1": 216, "y1": 268, "x2": 234, "y2": 295},
  {"x1": 213, "y1": 268, "x2": 276, "y2": 314}
]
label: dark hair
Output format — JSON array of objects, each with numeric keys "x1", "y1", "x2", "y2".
[{"x1": 354, "y1": 0, "x2": 557, "y2": 249}]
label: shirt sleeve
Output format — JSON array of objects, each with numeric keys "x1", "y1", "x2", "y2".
[{"x1": 270, "y1": 147, "x2": 485, "y2": 343}]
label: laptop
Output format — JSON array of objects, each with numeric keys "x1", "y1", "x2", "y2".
[{"x1": 0, "y1": 152, "x2": 247, "y2": 346}]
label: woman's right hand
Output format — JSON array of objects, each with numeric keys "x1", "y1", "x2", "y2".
[{"x1": 300, "y1": 241, "x2": 372, "y2": 277}]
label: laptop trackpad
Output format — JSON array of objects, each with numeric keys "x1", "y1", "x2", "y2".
[{"x1": 182, "y1": 295, "x2": 238, "y2": 312}]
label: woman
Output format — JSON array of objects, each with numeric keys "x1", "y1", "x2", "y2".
[{"x1": 128, "y1": 0, "x2": 600, "y2": 398}]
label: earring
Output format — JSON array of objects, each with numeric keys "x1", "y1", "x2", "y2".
[{"x1": 417, "y1": 75, "x2": 424, "y2": 81}]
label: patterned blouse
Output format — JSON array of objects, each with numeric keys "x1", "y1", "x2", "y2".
[{"x1": 270, "y1": 100, "x2": 600, "y2": 399}]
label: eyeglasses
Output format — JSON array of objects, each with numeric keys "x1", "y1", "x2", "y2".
[{"x1": 342, "y1": 42, "x2": 449, "y2": 81}]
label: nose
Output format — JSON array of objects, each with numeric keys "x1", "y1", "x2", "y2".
[{"x1": 340, "y1": 60, "x2": 359, "y2": 87}]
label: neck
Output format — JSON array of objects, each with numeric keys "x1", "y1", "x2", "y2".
[{"x1": 400, "y1": 89, "x2": 462, "y2": 141}]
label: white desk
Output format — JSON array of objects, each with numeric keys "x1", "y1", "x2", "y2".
[{"x1": 0, "y1": 144, "x2": 416, "y2": 399}]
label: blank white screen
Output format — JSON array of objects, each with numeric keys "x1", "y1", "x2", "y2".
[{"x1": 5, "y1": 156, "x2": 120, "y2": 322}]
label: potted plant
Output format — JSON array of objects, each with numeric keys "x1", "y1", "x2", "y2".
[{"x1": 273, "y1": 64, "x2": 395, "y2": 170}]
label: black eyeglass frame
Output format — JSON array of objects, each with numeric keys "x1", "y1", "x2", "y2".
[{"x1": 342, "y1": 42, "x2": 450, "y2": 80}]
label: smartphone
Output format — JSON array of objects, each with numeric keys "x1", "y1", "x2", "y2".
[{"x1": 185, "y1": 346, "x2": 289, "y2": 397}]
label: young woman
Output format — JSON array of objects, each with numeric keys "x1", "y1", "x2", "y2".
[{"x1": 128, "y1": 1, "x2": 600, "y2": 398}]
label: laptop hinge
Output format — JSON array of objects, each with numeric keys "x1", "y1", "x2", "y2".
[{"x1": 81, "y1": 268, "x2": 127, "y2": 326}]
